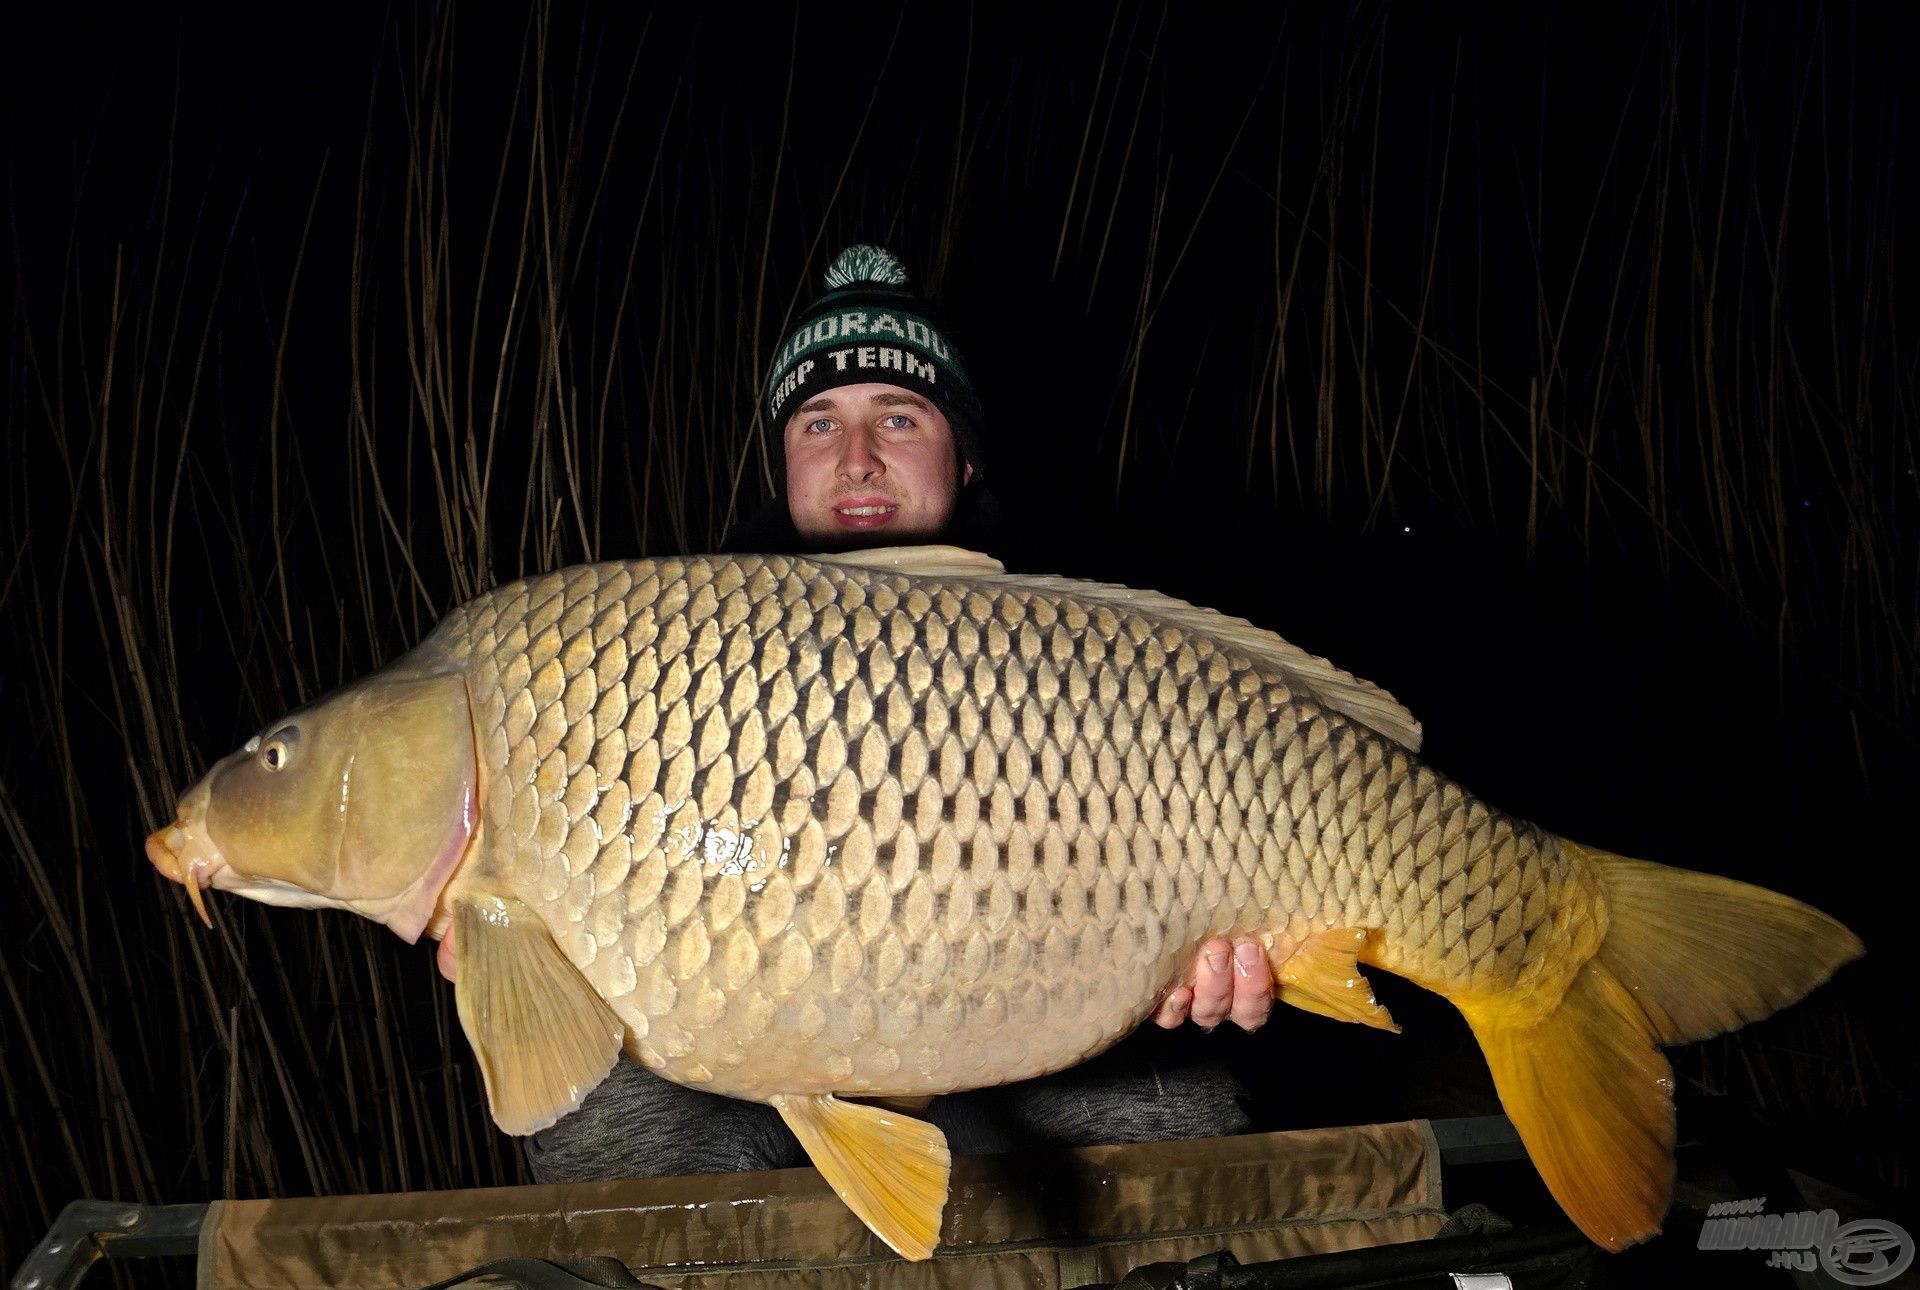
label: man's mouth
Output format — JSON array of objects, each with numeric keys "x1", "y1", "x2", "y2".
[{"x1": 833, "y1": 499, "x2": 899, "y2": 526}]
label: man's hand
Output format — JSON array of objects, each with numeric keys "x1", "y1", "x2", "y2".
[{"x1": 1153, "y1": 936, "x2": 1273, "y2": 1032}]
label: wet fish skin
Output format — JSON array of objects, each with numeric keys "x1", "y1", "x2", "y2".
[{"x1": 147, "y1": 547, "x2": 1863, "y2": 1260}]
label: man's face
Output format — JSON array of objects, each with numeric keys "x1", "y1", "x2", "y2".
[{"x1": 783, "y1": 383, "x2": 972, "y2": 545}]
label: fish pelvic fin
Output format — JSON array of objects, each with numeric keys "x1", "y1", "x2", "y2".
[
  {"x1": 771, "y1": 1092, "x2": 952, "y2": 1262},
  {"x1": 1272, "y1": 926, "x2": 1399, "y2": 1032},
  {"x1": 1458, "y1": 842, "x2": 1863, "y2": 1253},
  {"x1": 452, "y1": 891, "x2": 623, "y2": 1136}
]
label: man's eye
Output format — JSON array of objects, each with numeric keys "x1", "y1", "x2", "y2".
[
  {"x1": 806, "y1": 417, "x2": 835, "y2": 434},
  {"x1": 880, "y1": 414, "x2": 913, "y2": 429}
]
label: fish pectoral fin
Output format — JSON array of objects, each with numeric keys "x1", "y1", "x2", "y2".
[
  {"x1": 1272, "y1": 927, "x2": 1400, "y2": 1032},
  {"x1": 771, "y1": 1092, "x2": 952, "y2": 1262},
  {"x1": 452, "y1": 892, "x2": 623, "y2": 1136}
]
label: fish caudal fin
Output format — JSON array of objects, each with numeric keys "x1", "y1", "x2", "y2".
[
  {"x1": 452, "y1": 892, "x2": 624, "y2": 1136},
  {"x1": 1458, "y1": 842, "x2": 1863, "y2": 1252},
  {"x1": 772, "y1": 1093, "x2": 952, "y2": 1261},
  {"x1": 1578, "y1": 846, "x2": 1864, "y2": 1044},
  {"x1": 1466, "y1": 958, "x2": 1679, "y2": 1251}
]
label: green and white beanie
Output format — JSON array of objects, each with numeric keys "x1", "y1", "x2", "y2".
[{"x1": 763, "y1": 246, "x2": 985, "y2": 476}]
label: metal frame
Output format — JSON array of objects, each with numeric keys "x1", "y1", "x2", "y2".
[{"x1": 10, "y1": 1200, "x2": 206, "y2": 1290}]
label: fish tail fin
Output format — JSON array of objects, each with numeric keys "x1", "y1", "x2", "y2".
[
  {"x1": 1575, "y1": 846, "x2": 1863, "y2": 1043},
  {"x1": 1456, "y1": 842, "x2": 1862, "y2": 1252}
]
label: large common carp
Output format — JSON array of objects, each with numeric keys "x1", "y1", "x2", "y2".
[{"x1": 147, "y1": 547, "x2": 1861, "y2": 1260}]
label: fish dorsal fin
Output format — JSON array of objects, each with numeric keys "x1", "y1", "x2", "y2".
[
  {"x1": 811, "y1": 545, "x2": 1006, "y2": 578},
  {"x1": 815, "y1": 547, "x2": 1419, "y2": 751},
  {"x1": 452, "y1": 890, "x2": 624, "y2": 1135},
  {"x1": 1023, "y1": 578, "x2": 1422, "y2": 751}
]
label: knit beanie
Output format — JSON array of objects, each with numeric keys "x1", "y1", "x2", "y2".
[{"x1": 763, "y1": 246, "x2": 986, "y2": 477}]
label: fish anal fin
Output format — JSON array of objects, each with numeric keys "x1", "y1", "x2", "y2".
[
  {"x1": 772, "y1": 1092, "x2": 952, "y2": 1261},
  {"x1": 1462, "y1": 962, "x2": 1676, "y2": 1251},
  {"x1": 452, "y1": 892, "x2": 623, "y2": 1136},
  {"x1": 1272, "y1": 926, "x2": 1399, "y2": 1032}
]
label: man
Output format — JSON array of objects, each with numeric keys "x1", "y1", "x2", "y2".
[
  {"x1": 720, "y1": 243, "x2": 1002, "y2": 557},
  {"x1": 527, "y1": 246, "x2": 1272, "y2": 1183}
]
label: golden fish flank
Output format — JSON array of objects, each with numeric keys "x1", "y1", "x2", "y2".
[{"x1": 146, "y1": 545, "x2": 1862, "y2": 1262}]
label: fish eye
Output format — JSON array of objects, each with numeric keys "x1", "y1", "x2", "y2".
[{"x1": 259, "y1": 726, "x2": 299, "y2": 772}]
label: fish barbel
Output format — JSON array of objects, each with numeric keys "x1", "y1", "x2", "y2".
[{"x1": 145, "y1": 546, "x2": 1861, "y2": 1259}]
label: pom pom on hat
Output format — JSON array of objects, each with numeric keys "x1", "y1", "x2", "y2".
[{"x1": 821, "y1": 245, "x2": 910, "y2": 289}]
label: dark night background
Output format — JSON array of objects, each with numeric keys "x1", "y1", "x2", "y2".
[{"x1": 3, "y1": 1, "x2": 1915, "y2": 1283}]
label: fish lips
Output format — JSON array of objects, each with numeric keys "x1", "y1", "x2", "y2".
[{"x1": 146, "y1": 778, "x2": 224, "y2": 925}]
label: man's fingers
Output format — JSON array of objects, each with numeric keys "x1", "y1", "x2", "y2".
[
  {"x1": 1188, "y1": 938, "x2": 1233, "y2": 1030},
  {"x1": 1164, "y1": 937, "x2": 1277, "y2": 1033},
  {"x1": 1153, "y1": 984, "x2": 1194, "y2": 1029},
  {"x1": 1228, "y1": 937, "x2": 1273, "y2": 1032}
]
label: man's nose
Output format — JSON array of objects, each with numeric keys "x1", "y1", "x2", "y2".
[{"x1": 835, "y1": 427, "x2": 885, "y2": 481}]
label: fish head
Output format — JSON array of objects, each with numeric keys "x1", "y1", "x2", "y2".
[{"x1": 146, "y1": 670, "x2": 478, "y2": 944}]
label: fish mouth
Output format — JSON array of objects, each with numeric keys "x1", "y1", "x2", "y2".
[{"x1": 145, "y1": 779, "x2": 226, "y2": 928}]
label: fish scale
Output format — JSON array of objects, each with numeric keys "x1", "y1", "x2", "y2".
[
  {"x1": 149, "y1": 545, "x2": 1862, "y2": 1257},
  {"x1": 405, "y1": 553, "x2": 1551, "y2": 1100}
]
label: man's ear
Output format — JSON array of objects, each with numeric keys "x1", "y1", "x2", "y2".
[{"x1": 963, "y1": 460, "x2": 974, "y2": 485}]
